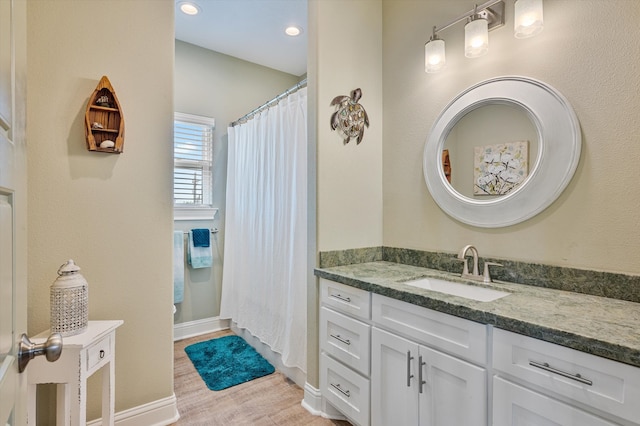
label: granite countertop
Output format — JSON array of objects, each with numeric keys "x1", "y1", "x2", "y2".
[{"x1": 315, "y1": 261, "x2": 640, "y2": 368}]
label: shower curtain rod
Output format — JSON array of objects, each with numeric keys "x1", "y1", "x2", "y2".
[{"x1": 230, "y1": 78, "x2": 307, "y2": 127}]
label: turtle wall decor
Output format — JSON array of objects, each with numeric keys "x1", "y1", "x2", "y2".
[{"x1": 330, "y1": 88, "x2": 370, "y2": 144}]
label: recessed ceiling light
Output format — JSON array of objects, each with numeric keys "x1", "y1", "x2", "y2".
[
  {"x1": 179, "y1": 2, "x2": 200, "y2": 16},
  {"x1": 285, "y1": 26, "x2": 302, "y2": 37}
]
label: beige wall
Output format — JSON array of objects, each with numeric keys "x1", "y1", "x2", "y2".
[
  {"x1": 383, "y1": 0, "x2": 640, "y2": 275},
  {"x1": 315, "y1": 0, "x2": 384, "y2": 252},
  {"x1": 26, "y1": 0, "x2": 175, "y2": 420},
  {"x1": 309, "y1": 0, "x2": 383, "y2": 387},
  {"x1": 174, "y1": 40, "x2": 301, "y2": 324}
]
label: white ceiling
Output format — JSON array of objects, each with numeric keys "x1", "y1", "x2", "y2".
[{"x1": 174, "y1": 0, "x2": 308, "y2": 77}]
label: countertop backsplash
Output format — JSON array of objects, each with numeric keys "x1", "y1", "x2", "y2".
[{"x1": 319, "y1": 246, "x2": 640, "y2": 304}]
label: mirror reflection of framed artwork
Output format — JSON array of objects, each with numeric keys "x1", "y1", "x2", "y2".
[{"x1": 473, "y1": 141, "x2": 528, "y2": 196}]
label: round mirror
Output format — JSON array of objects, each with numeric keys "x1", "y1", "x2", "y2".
[{"x1": 423, "y1": 76, "x2": 581, "y2": 228}]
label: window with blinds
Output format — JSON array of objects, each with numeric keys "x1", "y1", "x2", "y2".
[{"x1": 173, "y1": 112, "x2": 215, "y2": 208}]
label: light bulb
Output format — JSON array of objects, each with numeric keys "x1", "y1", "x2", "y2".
[
  {"x1": 179, "y1": 2, "x2": 200, "y2": 16},
  {"x1": 285, "y1": 26, "x2": 302, "y2": 37}
]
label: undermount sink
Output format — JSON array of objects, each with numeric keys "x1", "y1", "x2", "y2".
[{"x1": 401, "y1": 277, "x2": 510, "y2": 302}]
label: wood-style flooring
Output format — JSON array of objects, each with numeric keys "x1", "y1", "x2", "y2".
[{"x1": 171, "y1": 330, "x2": 351, "y2": 425}]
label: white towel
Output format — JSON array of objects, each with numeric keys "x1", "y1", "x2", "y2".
[
  {"x1": 188, "y1": 230, "x2": 213, "y2": 268},
  {"x1": 173, "y1": 230, "x2": 185, "y2": 303}
]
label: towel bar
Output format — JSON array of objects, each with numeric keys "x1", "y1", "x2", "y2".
[{"x1": 182, "y1": 228, "x2": 218, "y2": 235}]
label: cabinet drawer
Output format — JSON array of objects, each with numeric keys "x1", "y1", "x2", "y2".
[
  {"x1": 372, "y1": 293, "x2": 487, "y2": 365},
  {"x1": 320, "y1": 307, "x2": 371, "y2": 376},
  {"x1": 493, "y1": 328, "x2": 640, "y2": 424},
  {"x1": 320, "y1": 353, "x2": 370, "y2": 426},
  {"x1": 320, "y1": 278, "x2": 371, "y2": 320},
  {"x1": 493, "y1": 377, "x2": 617, "y2": 426},
  {"x1": 86, "y1": 334, "x2": 111, "y2": 373}
]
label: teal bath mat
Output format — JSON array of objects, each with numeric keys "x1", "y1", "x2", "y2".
[{"x1": 185, "y1": 335, "x2": 275, "y2": 391}]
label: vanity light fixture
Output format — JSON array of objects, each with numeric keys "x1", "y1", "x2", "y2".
[
  {"x1": 465, "y1": 5, "x2": 489, "y2": 58},
  {"x1": 425, "y1": 0, "x2": 544, "y2": 73},
  {"x1": 425, "y1": 26, "x2": 446, "y2": 73},
  {"x1": 514, "y1": 0, "x2": 543, "y2": 38}
]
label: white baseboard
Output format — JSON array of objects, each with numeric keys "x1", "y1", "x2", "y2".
[
  {"x1": 301, "y1": 382, "x2": 347, "y2": 421},
  {"x1": 173, "y1": 316, "x2": 230, "y2": 341},
  {"x1": 302, "y1": 382, "x2": 324, "y2": 415},
  {"x1": 87, "y1": 394, "x2": 179, "y2": 426}
]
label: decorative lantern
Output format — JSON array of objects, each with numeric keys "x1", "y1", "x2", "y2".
[{"x1": 50, "y1": 259, "x2": 88, "y2": 336}]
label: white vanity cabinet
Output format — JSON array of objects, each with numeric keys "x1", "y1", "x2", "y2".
[
  {"x1": 319, "y1": 278, "x2": 490, "y2": 426},
  {"x1": 319, "y1": 276, "x2": 640, "y2": 425},
  {"x1": 493, "y1": 328, "x2": 640, "y2": 426},
  {"x1": 319, "y1": 279, "x2": 372, "y2": 426},
  {"x1": 371, "y1": 294, "x2": 487, "y2": 426}
]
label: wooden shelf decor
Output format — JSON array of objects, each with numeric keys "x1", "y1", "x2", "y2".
[{"x1": 85, "y1": 76, "x2": 125, "y2": 153}]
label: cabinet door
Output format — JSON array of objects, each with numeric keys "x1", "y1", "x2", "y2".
[
  {"x1": 493, "y1": 377, "x2": 618, "y2": 426},
  {"x1": 419, "y1": 345, "x2": 487, "y2": 426},
  {"x1": 371, "y1": 327, "x2": 419, "y2": 426}
]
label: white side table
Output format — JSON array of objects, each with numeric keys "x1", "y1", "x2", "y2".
[{"x1": 27, "y1": 320, "x2": 123, "y2": 426}]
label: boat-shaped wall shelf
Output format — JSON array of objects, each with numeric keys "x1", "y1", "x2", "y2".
[{"x1": 85, "y1": 75, "x2": 125, "y2": 153}]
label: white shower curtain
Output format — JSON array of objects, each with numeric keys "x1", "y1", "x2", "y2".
[{"x1": 220, "y1": 87, "x2": 307, "y2": 372}]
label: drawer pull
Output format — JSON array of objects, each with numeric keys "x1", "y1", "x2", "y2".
[
  {"x1": 330, "y1": 382, "x2": 351, "y2": 398},
  {"x1": 99, "y1": 350, "x2": 105, "y2": 359},
  {"x1": 419, "y1": 355, "x2": 427, "y2": 393},
  {"x1": 330, "y1": 293, "x2": 351, "y2": 303},
  {"x1": 330, "y1": 334, "x2": 351, "y2": 346},
  {"x1": 407, "y1": 350, "x2": 414, "y2": 387},
  {"x1": 529, "y1": 360, "x2": 593, "y2": 386}
]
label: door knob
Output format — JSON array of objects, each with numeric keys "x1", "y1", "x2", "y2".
[{"x1": 18, "y1": 333, "x2": 63, "y2": 373}]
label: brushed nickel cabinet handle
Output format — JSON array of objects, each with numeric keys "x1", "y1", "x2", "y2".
[
  {"x1": 529, "y1": 360, "x2": 593, "y2": 386},
  {"x1": 419, "y1": 355, "x2": 427, "y2": 393},
  {"x1": 407, "y1": 350, "x2": 414, "y2": 387},
  {"x1": 330, "y1": 334, "x2": 351, "y2": 346},
  {"x1": 330, "y1": 293, "x2": 351, "y2": 303},
  {"x1": 330, "y1": 383, "x2": 351, "y2": 398}
]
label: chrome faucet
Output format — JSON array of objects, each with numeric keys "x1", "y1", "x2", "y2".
[
  {"x1": 457, "y1": 245, "x2": 480, "y2": 279},
  {"x1": 457, "y1": 245, "x2": 503, "y2": 283}
]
